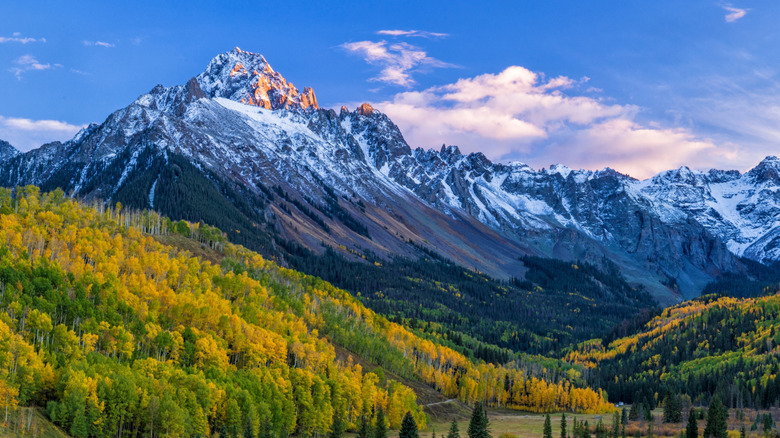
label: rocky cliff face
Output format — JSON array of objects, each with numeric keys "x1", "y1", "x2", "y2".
[
  {"x1": 1, "y1": 48, "x2": 776, "y2": 303},
  {"x1": 0, "y1": 140, "x2": 18, "y2": 163}
]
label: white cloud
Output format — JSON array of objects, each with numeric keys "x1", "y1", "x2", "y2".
[
  {"x1": 83, "y1": 40, "x2": 115, "y2": 48},
  {"x1": 0, "y1": 116, "x2": 83, "y2": 152},
  {"x1": 0, "y1": 33, "x2": 46, "y2": 44},
  {"x1": 377, "y1": 30, "x2": 449, "y2": 39},
  {"x1": 371, "y1": 66, "x2": 728, "y2": 179},
  {"x1": 723, "y1": 5, "x2": 748, "y2": 22},
  {"x1": 9, "y1": 54, "x2": 55, "y2": 79},
  {"x1": 342, "y1": 40, "x2": 455, "y2": 87}
]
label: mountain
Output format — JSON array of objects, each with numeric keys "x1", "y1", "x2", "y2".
[
  {"x1": 0, "y1": 48, "x2": 776, "y2": 303},
  {"x1": 0, "y1": 139, "x2": 19, "y2": 162}
]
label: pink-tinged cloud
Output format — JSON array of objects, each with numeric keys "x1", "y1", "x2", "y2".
[
  {"x1": 371, "y1": 66, "x2": 729, "y2": 179},
  {"x1": 341, "y1": 40, "x2": 455, "y2": 87},
  {"x1": 377, "y1": 29, "x2": 449, "y2": 38},
  {"x1": 0, "y1": 116, "x2": 83, "y2": 152},
  {"x1": 723, "y1": 5, "x2": 748, "y2": 22}
]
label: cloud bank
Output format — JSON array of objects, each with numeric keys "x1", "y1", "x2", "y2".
[
  {"x1": 0, "y1": 116, "x2": 83, "y2": 152},
  {"x1": 372, "y1": 66, "x2": 727, "y2": 178}
]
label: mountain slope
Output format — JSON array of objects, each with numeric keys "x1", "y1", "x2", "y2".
[
  {"x1": 0, "y1": 187, "x2": 614, "y2": 438},
  {"x1": 0, "y1": 48, "x2": 776, "y2": 303},
  {"x1": 566, "y1": 290, "x2": 780, "y2": 409}
]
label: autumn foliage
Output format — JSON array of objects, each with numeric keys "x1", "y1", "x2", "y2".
[{"x1": 0, "y1": 187, "x2": 614, "y2": 437}]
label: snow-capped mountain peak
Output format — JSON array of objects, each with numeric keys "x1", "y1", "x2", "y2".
[
  {"x1": 196, "y1": 47, "x2": 318, "y2": 110},
  {"x1": 748, "y1": 155, "x2": 780, "y2": 183}
]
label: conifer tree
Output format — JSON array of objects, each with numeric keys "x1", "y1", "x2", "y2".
[
  {"x1": 685, "y1": 409, "x2": 698, "y2": 438},
  {"x1": 561, "y1": 413, "x2": 567, "y2": 438},
  {"x1": 612, "y1": 412, "x2": 620, "y2": 438},
  {"x1": 330, "y1": 409, "x2": 345, "y2": 438},
  {"x1": 703, "y1": 397, "x2": 728, "y2": 438},
  {"x1": 544, "y1": 414, "x2": 553, "y2": 438},
  {"x1": 357, "y1": 415, "x2": 370, "y2": 438},
  {"x1": 375, "y1": 408, "x2": 387, "y2": 438},
  {"x1": 664, "y1": 393, "x2": 683, "y2": 423},
  {"x1": 400, "y1": 412, "x2": 420, "y2": 438},
  {"x1": 629, "y1": 403, "x2": 641, "y2": 421},
  {"x1": 468, "y1": 403, "x2": 491, "y2": 438},
  {"x1": 449, "y1": 419, "x2": 461, "y2": 438},
  {"x1": 583, "y1": 421, "x2": 591, "y2": 438}
]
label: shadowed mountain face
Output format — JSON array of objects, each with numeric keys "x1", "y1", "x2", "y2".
[
  {"x1": 0, "y1": 140, "x2": 18, "y2": 163},
  {"x1": 1, "y1": 48, "x2": 775, "y2": 303}
]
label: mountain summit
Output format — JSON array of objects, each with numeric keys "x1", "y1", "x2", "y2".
[
  {"x1": 0, "y1": 48, "x2": 777, "y2": 303},
  {"x1": 196, "y1": 47, "x2": 318, "y2": 110}
]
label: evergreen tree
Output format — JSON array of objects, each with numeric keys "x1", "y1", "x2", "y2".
[
  {"x1": 644, "y1": 405, "x2": 654, "y2": 423},
  {"x1": 612, "y1": 412, "x2": 620, "y2": 438},
  {"x1": 763, "y1": 413, "x2": 774, "y2": 433},
  {"x1": 544, "y1": 414, "x2": 553, "y2": 438},
  {"x1": 596, "y1": 420, "x2": 606, "y2": 438},
  {"x1": 400, "y1": 412, "x2": 420, "y2": 438},
  {"x1": 357, "y1": 415, "x2": 370, "y2": 438},
  {"x1": 686, "y1": 409, "x2": 698, "y2": 438},
  {"x1": 375, "y1": 408, "x2": 387, "y2": 438},
  {"x1": 629, "y1": 403, "x2": 641, "y2": 421},
  {"x1": 583, "y1": 421, "x2": 591, "y2": 438},
  {"x1": 622, "y1": 408, "x2": 628, "y2": 426},
  {"x1": 330, "y1": 409, "x2": 346, "y2": 438},
  {"x1": 703, "y1": 397, "x2": 728, "y2": 438},
  {"x1": 740, "y1": 425, "x2": 745, "y2": 438},
  {"x1": 664, "y1": 393, "x2": 683, "y2": 423},
  {"x1": 561, "y1": 413, "x2": 567, "y2": 438},
  {"x1": 448, "y1": 419, "x2": 461, "y2": 438},
  {"x1": 468, "y1": 403, "x2": 491, "y2": 438}
]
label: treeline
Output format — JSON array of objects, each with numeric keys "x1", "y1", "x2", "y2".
[
  {"x1": 0, "y1": 187, "x2": 615, "y2": 438},
  {"x1": 701, "y1": 257, "x2": 780, "y2": 298},
  {"x1": 284, "y1": 247, "x2": 655, "y2": 360},
  {"x1": 567, "y1": 292, "x2": 780, "y2": 409}
]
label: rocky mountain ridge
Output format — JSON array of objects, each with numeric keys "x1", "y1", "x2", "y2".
[{"x1": 1, "y1": 48, "x2": 776, "y2": 303}]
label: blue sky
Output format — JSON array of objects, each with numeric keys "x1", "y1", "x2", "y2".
[{"x1": 1, "y1": 1, "x2": 777, "y2": 177}]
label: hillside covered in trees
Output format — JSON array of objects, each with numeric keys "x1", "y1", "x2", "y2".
[
  {"x1": 566, "y1": 292, "x2": 780, "y2": 410},
  {"x1": 0, "y1": 187, "x2": 615, "y2": 438}
]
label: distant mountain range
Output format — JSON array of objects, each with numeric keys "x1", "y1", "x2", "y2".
[{"x1": 1, "y1": 48, "x2": 777, "y2": 303}]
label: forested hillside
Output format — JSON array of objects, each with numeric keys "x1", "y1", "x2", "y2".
[
  {"x1": 566, "y1": 292, "x2": 780, "y2": 410},
  {"x1": 0, "y1": 187, "x2": 614, "y2": 438}
]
